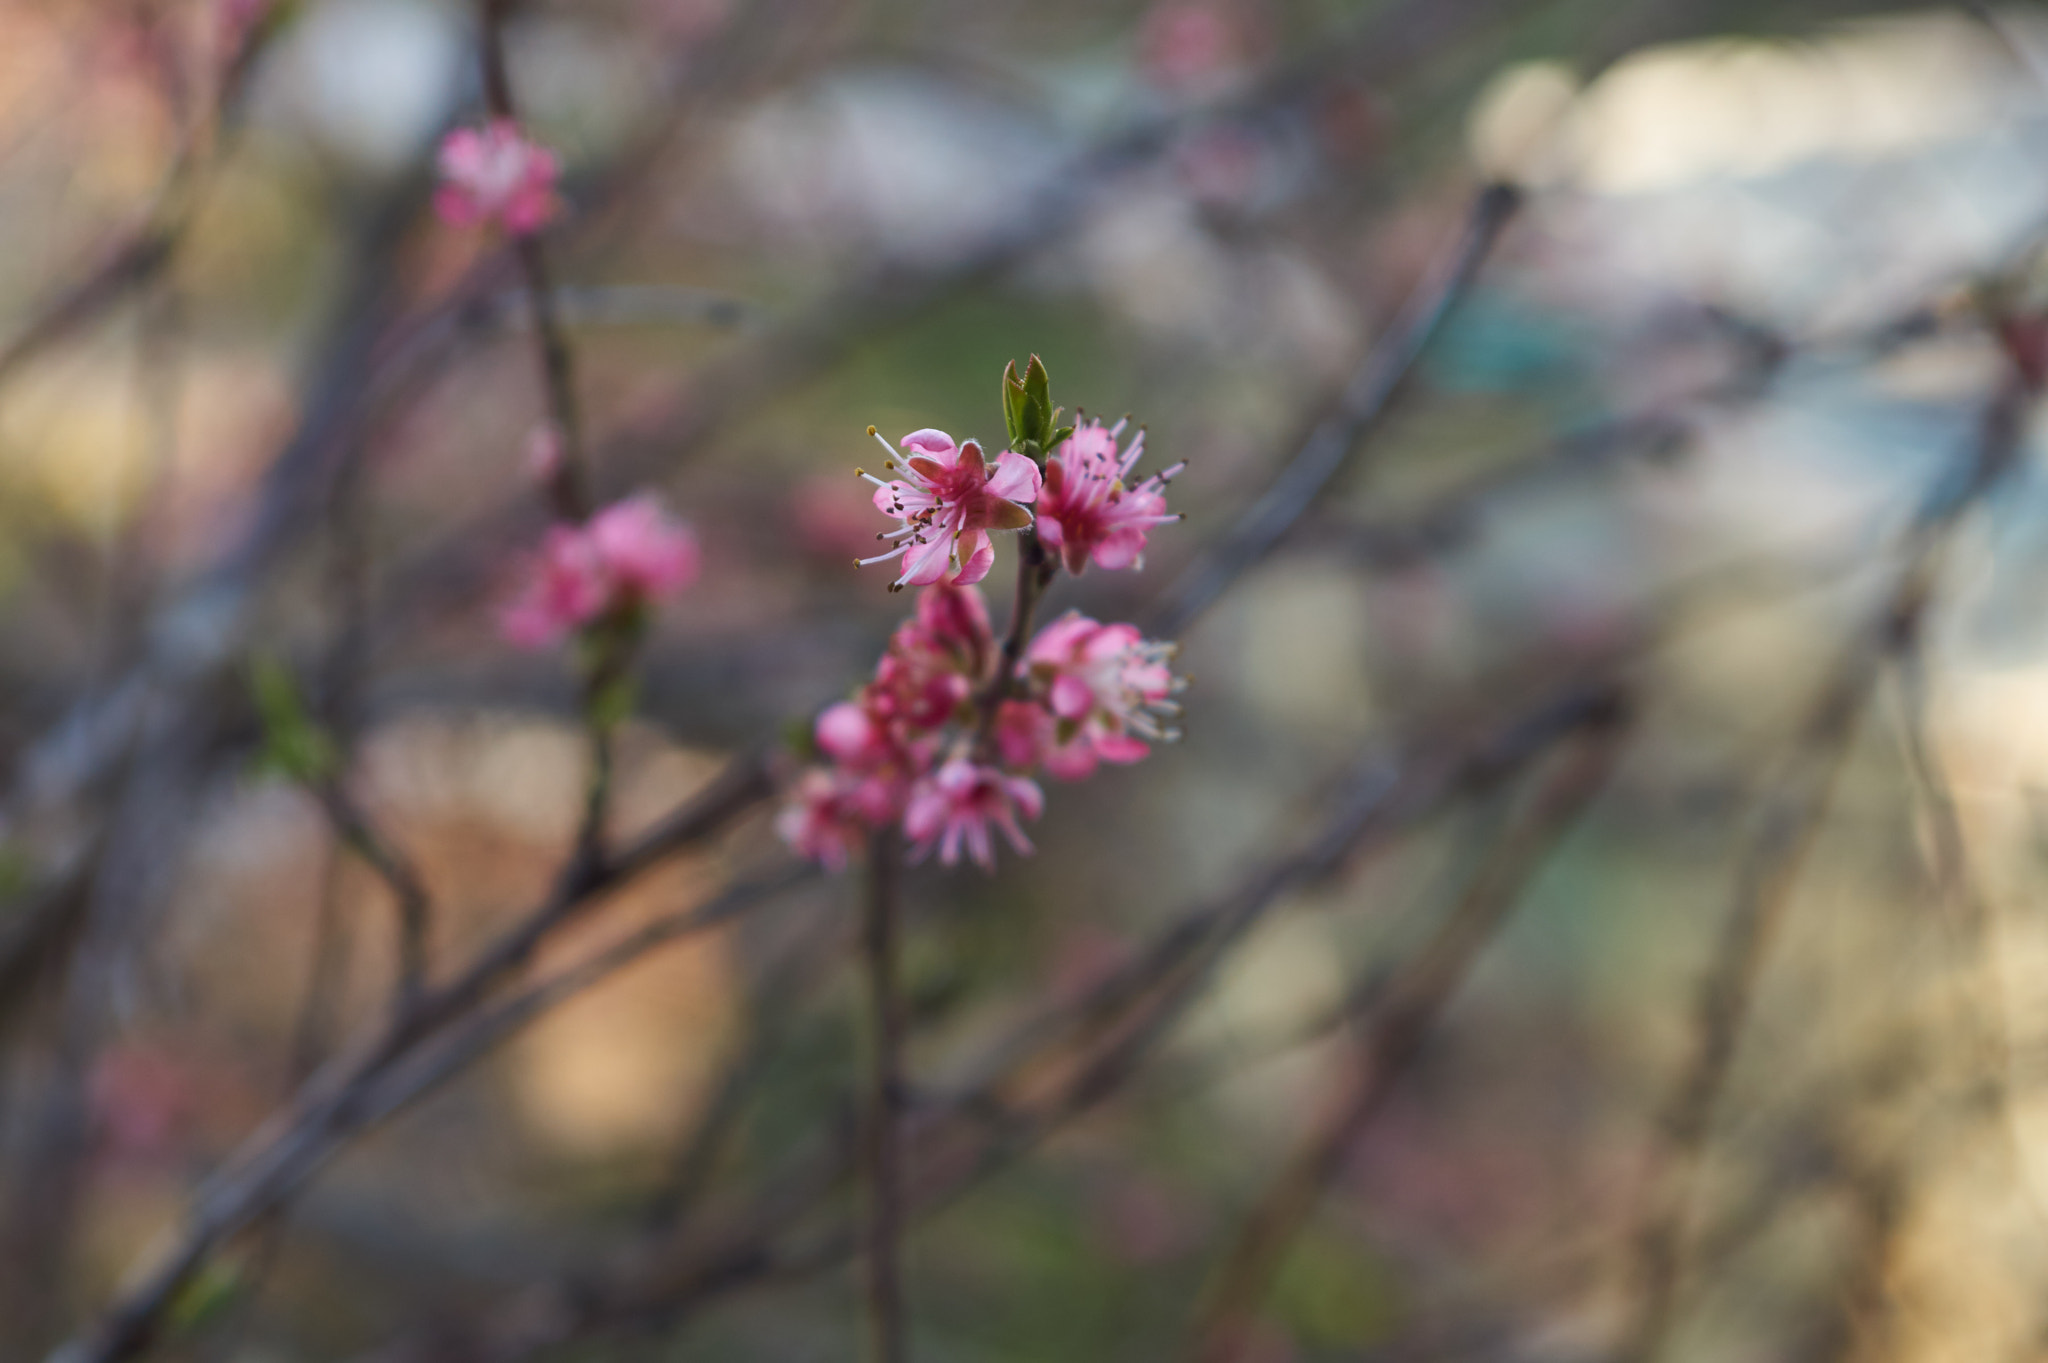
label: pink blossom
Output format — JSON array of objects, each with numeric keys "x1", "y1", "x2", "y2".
[
  {"x1": 1022, "y1": 612, "x2": 1182, "y2": 777},
  {"x1": 858, "y1": 584, "x2": 993, "y2": 733},
  {"x1": 435, "y1": 120, "x2": 560, "y2": 235},
  {"x1": 500, "y1": 494, "x2": 699, "y2": 648},
  {"x1": 991, "y1": 698, "x2": 1099, "y2": 780},
  {"x1": 776, "y1": 768, "x2": 886, "y2": 871},
  {"x1": 857, "y1": 428, "x2": 1040, "y2": 588},
  {"x1": 526, "y1": 423, "x2": 564, "y2": 482},
  {"x1": 1035, "y1": 419, "x2": 1183, "y2": 575},
  {"x1": 1137, "y1": 3, "x2": 1249, "y2": 95},
  {"x1": 994, "y1": 699, "x2": 1052, "y2": 770},
  {"x1": 587, "y1": 494, "x2": 701, "y2": 596},
  {"x1": 816, "y1": 701, "x2": 888, "y2": 766},
  {"x1": 500, "y1": 523, "x2": 610, "y2": 648},
  {"x1": 913, "y1": 579, "x2": 995, "y2": 676},
  {"x1": 904, "y1": 758, "x2": 1043, "y2": 870}
]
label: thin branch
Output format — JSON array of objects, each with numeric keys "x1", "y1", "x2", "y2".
[
  {"x1": 443, "y1": 674, "x2": 1627, "y2": 1361},
  {"x1": 311, "y1": 780, "x2": 433, "y2": 1009},
  {"x1": 860, "y1": 832, "x2": 909, "y2": 1363},
  {"x1": 351, "y1": 866, "x2": 815, "y2": 1128},
  {"x1": 973, "y1": 531, "x2": 1055, "y2": 755},
  {"x1": 1617, "y1": 373, "x2": 2030, "y2": 1363},
  {"x1": 479, "y1": 0, "x2": 590, "y2": 522},
  {"x1": 1187, "y1": 718, "x2": 1625, "y2": 1363},
  {"x1": 1146, "y1": 182, "x2": 1522, "y2": 639},
  {"x1": 0, "y1": 4, "x2": 283, "y2": 389},
  {"x1": 45, "y1": 751, "x2": 775, "y2": 1363}
]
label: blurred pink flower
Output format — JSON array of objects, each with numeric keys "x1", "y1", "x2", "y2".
[
  {"x1": 1023, "y1": 611, "x2": 1182, "y2": 777},
  {"x1": 791, "y1": 474, "x2": 888, "y2": 558},
  {"x1": 89, "y1": 1044, "x2": 193, "y2": 1162},
  {"x1": 645, "y1": 0, "x2": 731, "y2": 41},
  {"x1": 775, "y1": 767, "x2": 884, "y2": 871},
  {"x1": 526, "y1": 423, "x2": 564, "y2": 483},
  {"x1": 500, "y1": 523, "x2": 610, "y2": 648},
  {"x1": 1035, "y1": 419, "x2": 1183, "y2": 575},
  {"x1": 435, "y1": 120, "x2": 560, "y2": 236},
  {"x1": 1137, "y1": 2, "x2": 1249, "y2": 95},
  {"x1": 866, "y1": 630, "x2": 975, "y2": 732},
  {"x1": 816, "y1": 700, "x2": 889, "y2": 766},
  {"x1": 587, "y1": 493, "x2": 701, "y2": 596},
  {"x1": 994, "y1": 698, "x2": 1052, "y2": 770},
  {"x1": 913, "y1": 578, "x2": 995, "y2": 676},
  {"x1": 500, "y1": 494, "x2": 699, "y2": 648},
  {"x1": 904, "y1": 758, "x2": 1043, "y2": 870},
  {"x1": 858, "y1": 428, "x2": 1039, "y2": 588}
]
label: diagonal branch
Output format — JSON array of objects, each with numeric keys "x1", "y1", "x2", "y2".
[
  {"x1": 1616, "y1": 372, "x2": 2030, "y2": 1363},
  {"x1": 1186, "y1": 717, "x2": 1626, "y2": 1362},
  {"x1": 1146, "y1": 182, "x2": 1522, "y2": 638}
]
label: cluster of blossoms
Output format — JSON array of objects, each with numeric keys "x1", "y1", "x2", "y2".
[
  {"x1": 501, "y1": 494, "x2": 700, "y2": 649},
  {"x1": 777, "y1": 582, "x2": 1183, "y2": 871},
  {"x1": 855, "y1": 416, "x2": 1182, "y2": 588},
  {"x1": 781, "y1": 360, "x2": 1187, "y2": 873},
  {"x1": 435, "y1": 119, "x2": 560, "y2": 236}
]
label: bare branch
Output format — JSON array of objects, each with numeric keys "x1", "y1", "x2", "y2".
[
  {"x1": 1147, "y1": 182, "x2": 1523, "y2": 638},
  {"x1": 1617, "y1": 373, "x2": 2031, "y2": 1363},
  {"x1": 1187, "y1": 718, "x2": 1626, "y2": 1362}
]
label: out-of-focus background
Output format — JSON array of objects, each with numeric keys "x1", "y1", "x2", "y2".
[{"x1": 9, "y1": 1, "x2": 2048, "y2": 1360}]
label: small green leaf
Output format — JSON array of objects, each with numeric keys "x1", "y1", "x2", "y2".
[
  {"x1": 248, "y1": 653, "x2": 337, "y2": 783},
  {"x1": 782, "y1": 715, "x2": 820, "y2": 761},
  {"x1": 168, "y1": 1259, "x2": 244, "y2": 1335},
  {"x1": 588, "y1": 672, "x2": 639, "y2": 731},
  {"x1": 1022, "y1": 354, "x2": 1051, "y2": 419},
  {"x1": 0, "y1": 845, "x2": 32, "y2": 902},
  {"x1": 1019, "y1": 354, "x2": 1057, "y2": 447},
  {"x1": 1046, "y1": 424, "x2": 1074, "y2": 451},
  {"x1": 1002, "y1": 359, "x2": 1029, "y2": 447}
]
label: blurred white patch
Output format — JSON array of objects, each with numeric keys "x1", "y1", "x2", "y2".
[
  {"x1": 257, "y1": 0, "x2": 463, "y2": 174},
  {"x1": 1473, "y1": 11, "x2": 2048, "y2": 336},
  {"x1": 1467, "y1": 60, "x2": 1582, "y2": 189},
  {"x1": 1573, "y1": 16, "x2": 2039, "y2": 195},
  {"x1": 1079, "y1": 187, "x2": 1234, "y2": 338},
  {"x1": 506, "y1": 16, "x2": 665, "y2": 158},
  {"x1": 1222, "y1": 564, "x2": 1378, "y2": 740},
  {"x1": 719, "y1": 71, "x2": 1064, "y2": 263}
]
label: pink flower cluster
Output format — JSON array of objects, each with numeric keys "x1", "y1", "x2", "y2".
[
  {"x1": 1036, "y1": 418, "x2": 1185, "y2": 575},
  {"x1": 779, "y1": 585, "x2": 1182, "y2": 872},
  {"x1": 502, "y1": 494, "x2": 700, "y2": 648},
  {"x1": 435, "y1": 120, "x2": 560, "y2": 236}
]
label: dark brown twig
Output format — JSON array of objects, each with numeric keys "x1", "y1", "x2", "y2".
[
  {"x1": 860, "y1": 832, "x2": 909, "y2": 1363},
  {"x1": 434, "y1": 674, "x2": 1627, "y2": 1362},
  {"x1": 478, "y1": 0, "x2": 590, "y2": 522},
  {"x1": 973, "y1": 531, "x2": 1055, "y2": 756},
  {"x1": 1147, "y1": 182, "x2": 1522, "y2": 639},
  {"x1": 312, "y1": 781, "x2": 433, "y2": 1009},
  {"x1": 46, "y1": 751, "x2": 774, "y2": 1363}
]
